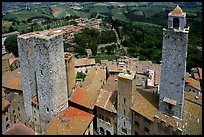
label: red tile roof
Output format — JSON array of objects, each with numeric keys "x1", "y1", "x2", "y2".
[
  {"x1": 46, "y1": 106, "x2": 94, "y2": 135},
  {"x1": 3, "y1": 122, "x2": 36, "y2": 135},
  {"x1": 187, "y1": 77, "x2": 201, "y2": 91},
  {"x1": 2, "y1": 68, "x2": 22, "y2": 91}
]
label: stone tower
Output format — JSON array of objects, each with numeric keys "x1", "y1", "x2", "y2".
[
  {"x1": 64, "y1": 52, "x2": 76, "y2": 97},
  {"x1": 18, "y1": 30, "x2": 68, "y2": 133},
  {"x1": 117, "y1": 70, "x2": 137, "y2": 135},
  {"x1": 159, "y1": 5, "x2": 189, "y2": 118}
]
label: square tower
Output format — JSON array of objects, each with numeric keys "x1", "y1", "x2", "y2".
[
  {"x1": 159, "y1": 5, "x2": 189, "y2": 119},
  {"x1": 117, "y1": 70, "x2": 136, "y2": 135},
  {"x1": 18, "y1": 31, "x2": 68, "y2": 133}
]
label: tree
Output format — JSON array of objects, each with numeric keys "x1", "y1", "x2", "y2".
[
  {"x1": 8, "y1": 26, "x2": 16, "y2": 32},
  {"x1": 4, "y1": 35, "x2": 18, "y2": 57}
]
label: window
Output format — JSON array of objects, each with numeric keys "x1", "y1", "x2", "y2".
[
  {"x1": 106, "y1": 117, "x2": 108, "y2": 122},
  {"x1": 101, "y1": 115, "x2": 104, "y2": 120},
  {"x1": 144, "y1": 127, "x2": 149, "y2": 134},
  {"x1": 14, "y1": 115, "x2": 16, "y2": 119},
  {"x1": 122, "y1": 128, "x2": 127, "y2": 134},
  {"x1": 124, "y1": 121, "x2": 125, "y2": 126},
  {"x1": 6, "y1": 124, "x2": 9, "y2": 129},
  {"x1": 14, "y1": 121, "x2": 16, "y2": 124},
  {"x1": 34, "y1": 118, "x2": 36, "y2": 121},
  {"x1": 106, "y1": 130, "x2": 111, "y2": 135},
  {"x1": 124, "y1": 110, "x2": 126, "y2": 115},
  {"x1": 135, "y1": 121, "x2": 139, "y2": 127},
  {"x1": 18, "y1": 107, "x2": 20, "y2": 111},
  {"x1": 6, "y1": 117, "x2": 9, "y2": 121},
  {"x1": 144, "y1": 118, "x2": 150, "y2": 124},
  {"x1": 135, "y1": 112, "x2": 139, "y2": 118},
  {"x1": 13, "y1": 110, "x2": 15, "y2": 113},
  {"x1": 124, "y1": 98, "x2": 126, "y2": 104},
  {"x1": 173, "y1": 18, "x2": 179, "y2": 29},
  {"x1": 168, "y1": 104, "x2": 173, "y2": 110},
  {"x1": 99, "y1": 127, "x2": 104, "y2": 135},
  {"x1": 189, "y1": 89, "x2": 191, "y2": 91},
  {"x1": 34, "y1": 110, "x2": 36, "y2": 113},
  {"x1": 46, "y1": 107, "x2": 49, "y2": 112}
]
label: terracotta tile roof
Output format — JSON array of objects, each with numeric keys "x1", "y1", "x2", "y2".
[
  {"x1": 3, "y1": 122, "x2": 36, "y2": 135},
  {"x1": 45, "y1": 106, "x2": 94, "y2": 135},
  {"x1": 131, "y1": 90, "x2": 159, "y2": 121},
  {"x1": 184, "y1": 92, "x2": 202, "y2": 106},
  {"x1": 169, "y1": 5, "x2": 186, "y2": 15},
  {"x1": 2, "y1": 68, "x2": 22, "y2": 91},
  {"x1": 187, "y1": 77, "x2": 201, "y2": 91},
  {"x1": 85, "y1": 49, "x2": 92, "y2": 54},
  {"x1": 9, "y1": 57, "x2": 18, "y2": 65},
  {"x1": 69, "y1": 67, "x2": 106, "y2": 109},
  {"x1": 96, "y1": 89, "x2": 117, "y2": 113},
  {"x1": 103, "y1": 75, "x2": 118, "y2": 92},
  {"x1": 135, "y1": 61, "x2": 152, "y2": 74},
  {"x1": 131, "y1": 90, "x2": 202, "y2": 135},
  {"x1": 75, "y1": 58, "x2": 95, "y2": 67},
  {"x1": 106, "y1": 61, "x2": 121, "y2": 73},
  {"x1": 2, "y1": 98, "x2": 10, "y2": 112},
  {"x1": 2, "y1": 48, "x2": 7, "y2": 56}
]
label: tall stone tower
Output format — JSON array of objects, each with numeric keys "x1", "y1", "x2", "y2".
[
  {"x1": 64, "y1": 52, "x2": 76, "y2": 97},
  {"x1": 159, "y1": 5, "x2": 189, "y2": 119},
  {"x1": 18, "y1": 30, "x2": 68, "y2": 133},
  {"x1": 117, "y1": 70, "x2": 137, "y2": 135}
]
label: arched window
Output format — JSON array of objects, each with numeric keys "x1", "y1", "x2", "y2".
[
  {"x1": 106, "y1": 130, "x2": 111, "y2": 135},
  {"x1": 99, "y1": 127, "x2": 104, "y2": 135},
  {"x1": 173, "y1": 18, "x2": 179, "y2": 29}
]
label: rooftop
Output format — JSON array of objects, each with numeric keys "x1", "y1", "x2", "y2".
[
  {"x1": 169, "y1": 5, "x2": 186, "y2": 16},
  {"x1": 31, "y1": 96, "x2": 39, "y2": 106},
  {"x1": 45, "y1": 106, "x2": 94, "y2": 135},
  {"x1": 96, "y1": 89, "x2": 117, "y2": 113},
  {"x1": 75, "y1": 58, "x2": 95, "y2": 67},
  {"x1": 2, "y1": 68, "x2": 22, "y2": 91},
  {"x1": 187, "y1": 77, "x2": 201, "y2": 91},
  {"x1": 2, "y1": 98, "x2": 10, "y2": 112},
  {"x1": 118, "y1": 70, "x2": 136, "y2": 80},
  {"x1": 2, "y1": 31, "x2": 20, "y2": 38},
  {"x1": 131, "y1": 90, "x2": 202, "y2": 135},
  {"x1": 69, "y1": 67, "x2": 106, "y2": 110},
  {"x1": 3, "y1": 122, "x2": 36, "y2": 135},
  {"x1": 18, "y1": 29, "x2": 63, "y2": 40}
]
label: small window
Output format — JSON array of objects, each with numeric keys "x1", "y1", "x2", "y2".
[
  {"x1": 34, "y1": 118, "x2": 36, "y2": 121},
  {"x1": 14, "y1": 115, "x2": 16, "y2": 119},
  {"x1": 106, "y1": 117, "x2": 108, "y2": 122},
  {"x1": 124, "y1": 110, "x2": 126, "y2": 115},
  {"x1": 189, "y1": 89, "x2": 191, "y2": 91},
  {"x1": 144, "y1": 118, "x2": 150, "y2": 124},
  {"x1": 102, "y1": 115, "x2": 104, "y2": 120},
  {"x1": 6, "y1": 117, "x2": 9, "y2": 121},
  {"x1": 34, "y1": 110, "x2": 36, "y2": 113},
  {"x1": 18, "y1": 107, "x2": 20, "y2": 111},
  {"x1": 14, "y1": 121, "x2": 16, "y2": 124},
  {"x1": 46, "y1": 107, "x2": 49, "y2": 112},
  {"x1": 124, "y1": 121, "x2": 125, "y2": 126},
  {"x1": 13, "y1": 110, "x2": 15, "y2": 113},
  {"x1": 6, "y1": 124, "x2": 9, "y2": 129},
  {"x1": 122, "y1": 128, "x2": 127, "y2": 134},
  {"x1": 124, "y1": 98, "x2": 126, "y2": 104},
  {"x1": 144, "y1": 127, "x2": 149, "y2": 134},
  {"x1": 168, "y1": 104, "x2": 173, "y2": 110},
  {"x1": 135, "y1": 112, "x2": 139, "y2": 117}
]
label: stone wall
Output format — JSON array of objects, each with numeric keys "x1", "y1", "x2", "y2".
[{"x1": 159, "y1": 29, "x2": 188, "y2": 118}]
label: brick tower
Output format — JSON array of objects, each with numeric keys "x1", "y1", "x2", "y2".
[
  {"x1": 117, "y1": 70, "x2": 137, "y2": 135},
  {"x1": 18, "y1": 30, "x2": 68, "y2": 133},
  {"x1": 159, "y1": 5, "x2": 189, "y2": 118}
]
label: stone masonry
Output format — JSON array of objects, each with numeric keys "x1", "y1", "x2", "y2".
[
  {"x1": 159, "y1": 6, "x2": 189, "y2": 119},
  {"x1": 17, "y1": 31, "x2": 68, "y2": 133}
]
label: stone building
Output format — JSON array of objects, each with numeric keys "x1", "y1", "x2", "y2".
[
  {"x1": 17, "y1": 30, "x2": 68, "y2": 134},
  {"x1": 117, "y1": 70, "x2": 137, "y2": 135},
  {"x1": 159, "y1": 5, "x2": 189, "y2": 118},
  {"x1": 2, "y1": 69, "x2": 26, "y2": 134},
  {"x1": 64, "y1": 52, "x2": 76, "y2": 97}
]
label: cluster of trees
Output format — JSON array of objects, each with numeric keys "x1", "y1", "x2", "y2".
[
  {"x1": 111, "y1": 19, "x2": 162, "y2": 64},
  {"x1": 74, "y1": 28, "x2": 117, "y2": 56},
  {"x1": 4, "y1": 34, "x2": 18, "y2": 57}
]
